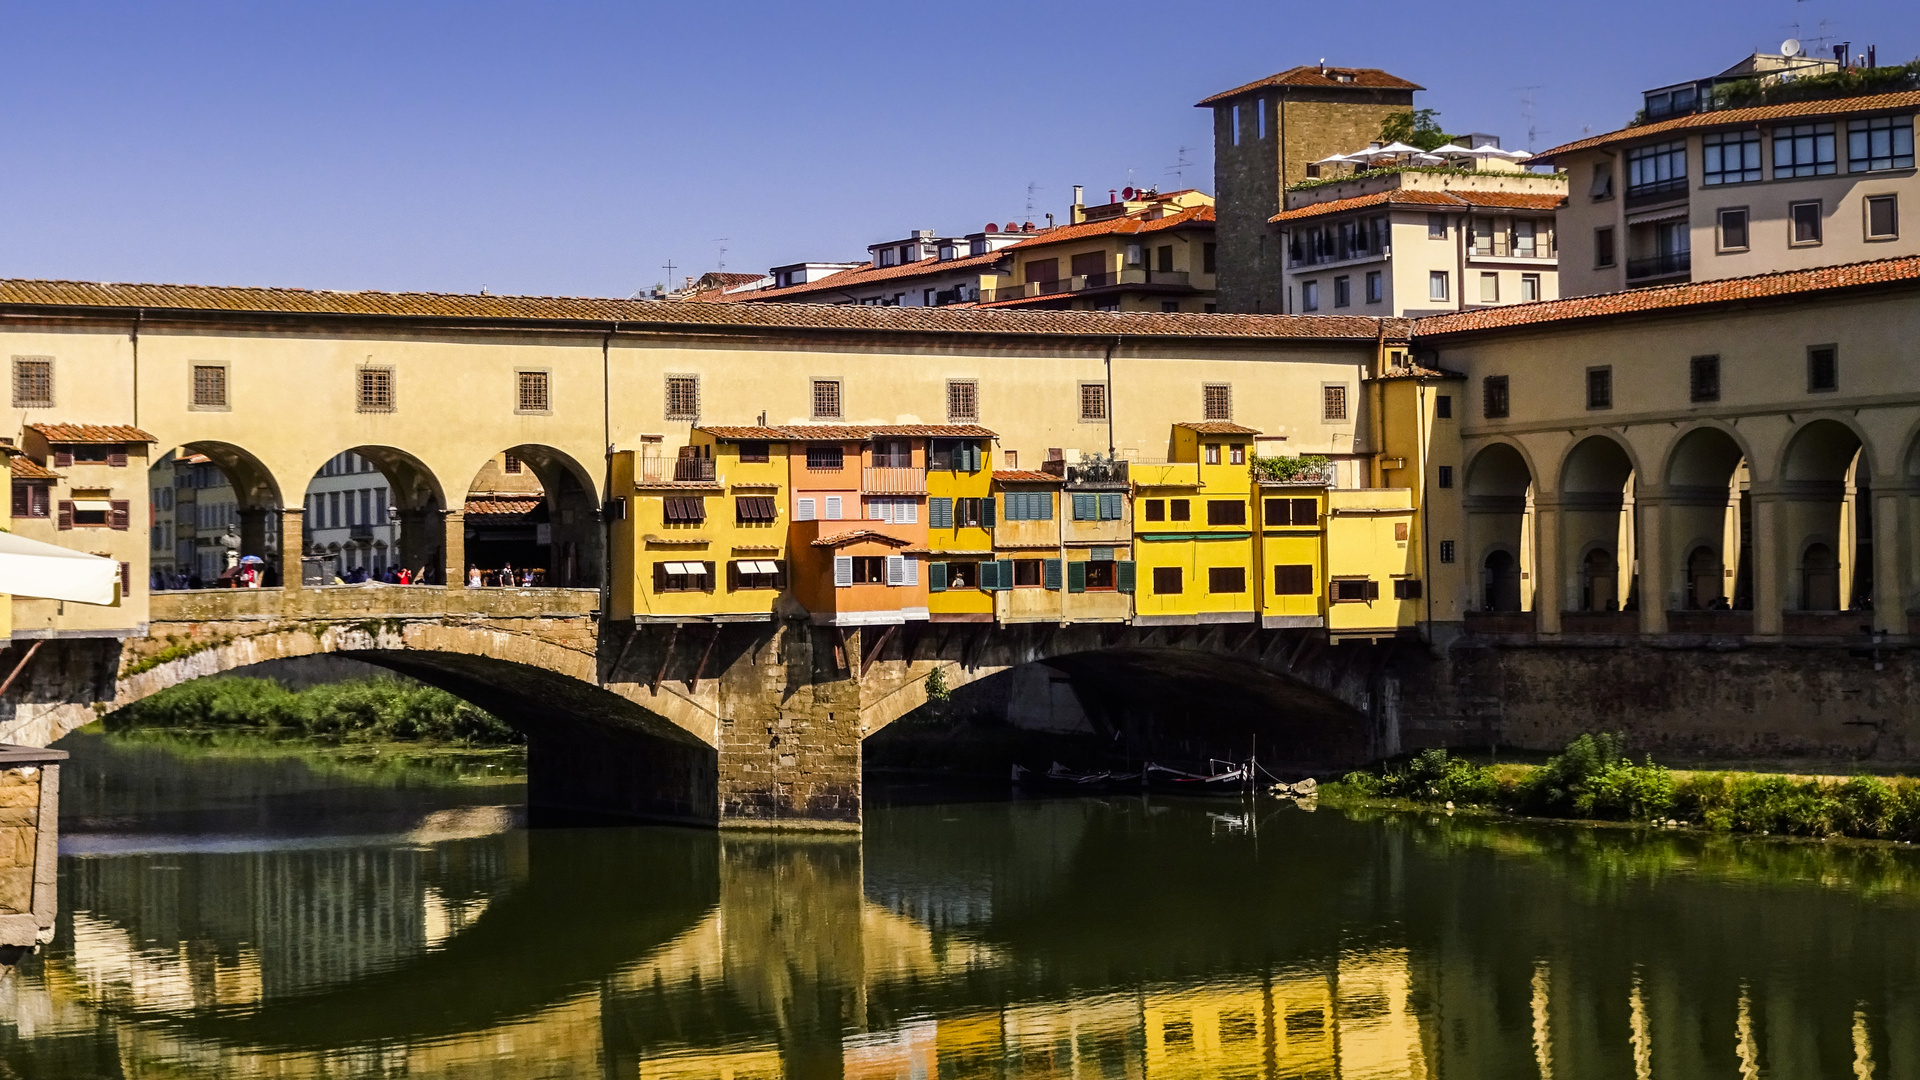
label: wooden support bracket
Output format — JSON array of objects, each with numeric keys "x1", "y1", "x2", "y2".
[
  {"x1": 860, "y1": 624, "x2": 898, "y2": 679},
  {"x1": 686, "y1": 624, "x2": 722, "y2": 692},
  {"x1": 833, "y1": 626, "x2": 852, "y2": 673},
  {"x1": 610, "y1": 624, "x2": 640, "y2": 679},
  {"x1": 650, "y1": 624, "x2": 680, "y2": 694}
]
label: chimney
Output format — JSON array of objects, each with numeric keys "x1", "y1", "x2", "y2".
[{"x1": 1071, "y1": 185, "x2": 1086, "y2": 224}]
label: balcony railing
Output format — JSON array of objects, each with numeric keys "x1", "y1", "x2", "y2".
[
  {"x1": 1467, "y1": 237, "x2": 1557, "y2": 260},
  {"x1": 1624, "y1": 177, "x2": 1689, "y2": 208},
  {"x1": 980, "y1": 269, "x2": 1190, "y2": 303},
  {"x1": 639, "y1": 456, "x2": 718, "y2": 484},
  {"x1": 1626, "y1": 251, "x2": 1691, "y2": 280},
  {"x1": 1253, "y1": 461, "x2": 1337, "y2": 487},
  {"x1": 1289, "y1": 242, "x2": 1389, "y2": 269},
  {"x1": 861, "y1": 467, "x2": 927, "y2": 495}
]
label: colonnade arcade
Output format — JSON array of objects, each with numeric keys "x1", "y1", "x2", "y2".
[
  {"x1": 1462, "y1": 413, "x2": 1911, "y2": 636},
  {"x1": 147, "y1": 440, "x2": 603, "y2": 590}
]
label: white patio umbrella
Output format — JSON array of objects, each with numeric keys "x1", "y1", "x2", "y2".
[
  {"x1": 0, "y1": 531, "x2": 120, "y2": 605},
  {"x1": 1358, "y1": 141, "x2": 1426, "y2": 158},
  {"x1": 1312, "y1": 152, "x2": 1358, "y2": 165}
]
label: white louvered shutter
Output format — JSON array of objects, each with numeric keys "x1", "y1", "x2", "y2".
[
  {"x1": 834, "y1": 555, "x2": 853, "y2": 586},
  {"x1": 886, "y1": 554, "x2": 905, "y2": 585},
  {"x1": 825, "y1": 495, "x2": 843, "y2": 520}
]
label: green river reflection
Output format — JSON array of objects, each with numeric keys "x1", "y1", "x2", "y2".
[{"x1": 4, "y1": 729, "x2": 1920, "y2": 1078}]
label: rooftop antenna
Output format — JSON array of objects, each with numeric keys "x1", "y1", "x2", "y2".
[
  {"x1": 1511, "y1": 85, "x2": 1545, "y2": 152},
  {"x1": 1024, "y1": 180, "x2": 1041, "y2": 220},
  {"x1": 1168, "y1": 144, "x2": 1195, "y2": 185},
  {"x1": 662, "y1": 258, "x2": 677, "y2": 284},
  {"x1": 712, "y1": 240, "x2": 729, "y2": 273}
]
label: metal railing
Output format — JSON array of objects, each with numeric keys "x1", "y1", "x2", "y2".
[
  {"x1": 1625, "y1": 177, "x2": 1688, "y2": 207},
  {"x1": 861, "y1": 467, "x2": 927, "y2": 495},
  {"x1": 981, "y1": 269, "x2": 1189, "y2": 303},
  {"x1": 1626, "y1": 251, "x2": 1691, "y2": 280},
  {"x1": 1468, "y1": 237, "x2": 1557, "y2": 260},
  {"x1": 1254, "y1": 461, "x2": 1338, "y2": 487},
  {"x1": 639, "y1": 456, "x2": 717, "y2": 483}
]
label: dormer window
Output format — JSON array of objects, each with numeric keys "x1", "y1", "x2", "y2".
[{"x1": 878, "y1": 249, "x2": 898, "y2": 267}]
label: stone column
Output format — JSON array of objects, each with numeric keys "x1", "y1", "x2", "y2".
[
  {"x1": 238, "y1": 507, "x2": 271, "y2": 563},
  {"x1": 1748, "y1": 491, "x2": 1784, "y2": 636},
  {"x1": 717, "y1": 621, "x2": 862, "y2": 830},
  {"x1": 396, "y1": 509, "x2": 439, "y2": 583},
  {"x1": 443, "y1": 509, "x2": 467, "y2": 590},
  {"x1": 1872, "y1": 483, "x2": 1909, "y2": 636},
  {"x1": 1635, "y1": 495, "x2": 1670, "y2": 635},
  {"x1": 1532, "y1": 499, "x2": 1564, "y2": 635},
  {"x1": 277, "y1": 507, "x2": 306, "y2": 590}
]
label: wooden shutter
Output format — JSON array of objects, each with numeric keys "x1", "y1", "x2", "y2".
[
  {"x1": 107, "y1": 446, "x2": 127, "y2": 467},
  {"x1": 54, "y1": 450, "x2": 73, "y2": 468},
  {"x1": 929, "y1": 497, "x2": 952, "y2": 528},
  {"x1": 1067, "y1": 561, "x2": 1087, "y2": 593},
  {"x1": 992, "y1": 559, "x2": 1013, "y2": 590},
  {"x1": 727, "y1": 561, "x2": 740, "y2": 590},
  {"x1": 928, "y1": 562, "x2": 948, "y2": 592},
  {"x1": 1116, "y1": 560, "x2": 1136, "y2": 593},
  {"x1": 653, "y1": 562, "x2": 667, "y2": 593},
  {"x1": 1072, "y1": 493, "x2": 1095, "y2": 520},
  {"x1": 977, "y1": 561, "x2": 998, "y2": 590},
  {"x1": 119, "y1": 562, "x2": 131, "y2": 598},
  {"x1": 1367, "y1": 579, "x2": 1380, "y2": 600},
  {"x1": 703, "y1": 562, "x2": 717, "y2": 591},
  {"x1": 833, "y1": 555, "x2": 853, "y2": 587},
  {"x1": 980, "y1": 497, "x2": 995, "y2": 528},
  {"x1": 1100, "y1": 493, "x2": 1122, "y2": 520},
  {"x1": 1043, "y1": 558, "x2": 1062, "y2": 590},
  {"x1": 9, "y1": 484, "x2": 25, "y2": 517},
  {"x1": 57, "y1": 500, "x2": 74, "y2": 529},
  {"x1": 110, "y1": 500, "x2": 130, "y2": 530}
]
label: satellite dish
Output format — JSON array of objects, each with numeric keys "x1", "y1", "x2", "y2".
[
  {"x1": 1121, "y1": 186, "x2": 1135, "y2": 199},
  {"x1": 1782, "y1": 38, "x2": 1802, "y2": 58}
]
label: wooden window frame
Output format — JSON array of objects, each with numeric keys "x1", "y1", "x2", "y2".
[
  {"x1": 1273, "y1": 564, "x2": 1314, "y2": 595},
  {"x1": 1079, "y1": 382, "x2": 1108, "y2": 422},
  {"x1": 516, "y1": 368, "x2": 553, "y2": 415},
  {"x1": 190, "y1": 362, "x2": 230, "y2": 411},
  {"x1": 1203, "y1": 383, "x2": 1232, "y2": 421},
  {"x1": 357, "y1": 366, "x2": 396, "y2": 413},
  {"x1": 12, "y1": 356, "x2": 52, "y2": 409},
  {"x1": 811, "y1": 378, "x2": 843, "y2": 419},
  {"x1": 1807, "y1": 345, "x2": 1839, "y2": 393},
  {"x1": 664, "y1": 374, "x2": 699, "y2": 421},
  {"x1": 1322, "y1": 384, "x2": 1349, "y2": 422},
  {"x1": 946, "y1": 379, "x2": 979, "y2": 422},
  {"x1": 1151, "y1": 566, "x2": 1182, "y2": 595},
  {"x1": 1586, "y1": 366, "x2": 1613, "y2": 411},
  {"x1": 1207, "y1": 566, "x2": 1247, "y2": 594}
]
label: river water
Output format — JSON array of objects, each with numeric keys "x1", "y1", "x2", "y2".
[{"x1": 4, "y1": 731, "x2": 1920, "y2": 1078}]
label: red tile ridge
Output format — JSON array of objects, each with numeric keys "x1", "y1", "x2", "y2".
[
  {"x1": 1536, "y1": 90, "x2": 1920, "y2": 160},
  {"x1": 1198, "y1": 65, "x2": 1423, "y2": 106}
]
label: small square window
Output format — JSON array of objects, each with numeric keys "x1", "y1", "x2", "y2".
[
  {"x1": 1594, "y1": 227, "x2": 1616, "y2": 268},
  {"x1": 664, "y1": 375, "x2": 699, "y2": 420},
  {"x1": 806, "y1": 445, "x2": 845, "y2": 470},
  {"x1": 1274, "y1": 565, "x2": 1314, "y2": 595},
  {"x1": 13, "y1": 356, "x2": 52, "y2": 408},
  {"x1": 1808, "y1": 345, "x2": 1838, "y2": 393},
  {"x1": 811, "y1": 379, "x2": 843, "y2": 419},
  {"x1": 1229, "y1": 444, "x2": 1245, "y2": 466},
  {"x1": 1435, "y1": 395, "x2": 1452, "y2": 419},
  {"x1": 503, "y1": 451, "x2": 523, "y2": 474},
  {"x1": 1144, "y1": 499, "x2": 1165, "y2": 522},
  {"x1": 1520, "y1": 274, "x2": 1540, "y2": 302},
  {"x1": 1079, "y1": 382, "x2": 1107, "y2": 422},
  {"x1": 1437, "y1": 465, "x2": 1453, "y2": 489},
  {"x1": 1790, "y1": 201, "x2": 1823, "y2": 245},
  {"x1": 1323, "y1": 384, "x2": 1348, "y2": 422},
  {"x1": 1866, "y1": 195, "x2": 1898, "y2": 241},
  {"x1": 1439, "y1": 540, "x2": 1456, "y2": 564},
  {"x1": 1152, "y1": 566, "x2": 1182, "y2": 594},
  {"x1": 357, "y1": 366, "x2": 394, "y2": 413},
  {"x1": 191, "y1": 364, "x2": 228, "y2": 409},
  {"x1": 1208, "y1": 566, "x2": 1246, "y2": 594},
  {"x1": 1301, "y1": 280, "x2": 1319, "y2": 312},
  {"x1": 1161, "y1": 301, "x2": 1181, "y2": 313},
  {"x1": 1203, "y1": 383, "x2": 1232, "y2": 420},
  {"x1": 1429, "y1": 271, "x2": 1449, "y2": 301},
  {"x1": 1365, "y1": 271, "x2": 1383, "y2": 304},
  {"x1": 1170, "y1": 499, "x2": 1190, "y2": 522},
  {"x1": 1333, "y1": 276, "x2": 1351, "y2": 308},
  {"x1": 1690, "y1": 355, "x2": 1720, "y2": 403},
  {"x1": 1478, "y1": 273, "x2": 1499, "y2": 303},
  {"x1": 1718, "y1": 207, "x2": 1750, "y2": 251},
  {"x1": 1587, "y1": 366, "x2": 1613, "y2": 411},
  {"x1": 1483, "y1": 376, "x2": 1510, "y2": 419},
  {"x1": 518, "y1": 370, "x2": 551, "y2": 413},
  {"x1": 1205, "y1": 443, "x2": 1221, "y2": 465},
  {"x1": 738, "y1": 440, "x2": 770, "y2": 463},
  {"x1": 947, "y1": 379, "x2": 979, "y2": 421},
  {"x1": 1427, "y1": 213, "x2": 1447, "y2": 239}
]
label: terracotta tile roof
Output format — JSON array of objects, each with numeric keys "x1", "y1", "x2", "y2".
[
  {"x1": 1199, "y1": 66, "x2": 1423, "y2": 106},
  {"x1": 1271, "y1": 188, "x2": 1564, "y2": 223},
  {"x1": 810, "y1": 530, "x2": 915, "y2": 547},
  {"x1": 1535, "y1": 91, "x2": 1920, "y2": 160},
  {"x1": 27, "y1": 423, "x2": 157, "y2": 444},
  {"x1": 697, "y1": 426, "x2": 790, "y2": 441},
  {"x1": 700, "y1": 423, "x2": 995, "y2": 443},
  {"x1": 713, "y1": 249, "x2": 1008, "y2": 303},
  {"x1": 463, "y1": 497, "x2": 543, "y2": 518},
  {"x1": 1413, "y1": 254, "x2": 1920, "y2": 337},
  {"x1": 0, "y1": 278, "x2": 1389, "y2": 342},
  {"x1": 1006, "y1": 204, "x2": 1215, "y2": 248},
  {"x1": 992, "y1": 470, "x2": 1062, "y2": 483},
  {"x1": 1176, "y1": 421, "x2": 1263, "y2": 435},
  {"x1": 3, "y1": 452, "x2": 59, "y2": 479}
]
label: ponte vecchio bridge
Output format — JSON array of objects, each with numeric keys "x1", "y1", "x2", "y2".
[{"x1": 4, "y1": 259, "x2": 1920, "y2": 827}]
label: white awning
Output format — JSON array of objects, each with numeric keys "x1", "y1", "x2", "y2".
[
  {"x1": 0, "y1": 531, "x2": 120, "y2": 605},
  {"x1": 666, "y1": 562, "x2": 707, "y2": 576},
  {"x1": 750, "y1": 560, "x2": 780, "y2": 574},
  {"x1": 72, "y1": 499, "x2": 113, "y2": 513}
]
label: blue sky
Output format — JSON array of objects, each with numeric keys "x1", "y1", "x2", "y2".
[{"x1": 0, "y1": 0, "x2": 1910, "y2": 297}]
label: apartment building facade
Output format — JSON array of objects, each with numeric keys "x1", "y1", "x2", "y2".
[{"x1": 1546, "y1": 88, "x2": 1919, "y2": 295}]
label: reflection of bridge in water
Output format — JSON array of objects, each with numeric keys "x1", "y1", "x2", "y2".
[{"x1": 11, "y1": 799, "x2": 1920, "y2": 1077}]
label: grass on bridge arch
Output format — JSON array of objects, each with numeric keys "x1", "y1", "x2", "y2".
[{"x1": 108, "y1": 676, "x2": 520, "y2": 747}]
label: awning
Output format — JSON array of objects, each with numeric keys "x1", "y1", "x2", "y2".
[
  {"x1": 743, "y1": 560, "x2": 780, "y2": 574},
  {"x1": 665, "y1": 562, "x2": 708, "y2": 576},
  {"x1": 0, "y1": 531, "x2": 120, "y2": 605},
  {"x1": 71, "y1": 499, "x2": 113, "y2": 513}
]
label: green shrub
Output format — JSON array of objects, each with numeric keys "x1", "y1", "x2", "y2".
[{"x1": 109, "y1": 676, "x2": 518, "y2": 746}]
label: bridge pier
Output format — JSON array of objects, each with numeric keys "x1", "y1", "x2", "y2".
[{"x1": 714, "y1": 622, "x2": 863, "y2": 830}]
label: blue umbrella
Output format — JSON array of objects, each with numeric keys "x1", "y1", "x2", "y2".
[{"x1": 239, "y1": 555, "x2": 265, "y2": 565}]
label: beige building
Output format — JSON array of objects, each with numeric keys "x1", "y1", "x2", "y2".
[
  {"x1": 1200, "y1": 64, "x2": 1423, "y2": 313},
  {"x1": 1272, "y1": 169, "x2": 1566, "y2": 316},
  {"x1": 1543, "y1": 87, "x2": 1918, "y2": 295},
  {"x1": 7, "y1": 422, "x2": 152, "y2": 637}
]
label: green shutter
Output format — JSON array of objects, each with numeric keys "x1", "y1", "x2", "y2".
[
  {"x1": 1068, "y1": 560, "x2": 1087, "y2": 593},
  {"x1": 1116, "y1": 560, "x2": 1136, "y2": 593},
  {"x1": 1101, "y1": 493, "x2": 1123, "y2": 520},
  {"x1": 992, "y1": 559, "x2": 1014, "y2": 591},
  {"x1": 982, "y1": 497, "x2": 996, "y2": 528},
  {"x1": 1038, "y1": 492, "x2": 1054, "y2": 521},
  {"x1": 929, "y1": 562, "x2": 948, "y2": 592},
  {"x1": 977, "y1": 561, "x2": 996, "y2": 590},
  {"x1": 1044, "y1": 558, "x2": 1062, "y2": 590},
  {"x1": 930, "y1": 497, "x2": 953, "y2": 528},
  {"x1": 1072, "y1": 493, "x2": 1095, "y2": 520}
]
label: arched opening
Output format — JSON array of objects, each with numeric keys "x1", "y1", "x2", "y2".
[
  {"x1": 1464, "y1": 443, "x2": 1534, "y2": 613},
  {"x1": 1685, "y1": 545, "x2": 1725, "y2": 609},
  {"x1": 1558, "y1": 436, "x2": 1635, "y2": 612},
  {"x1": 148, "y1": 441, "x2": 285, "y2": 589},
  {"x1": 301, "y1": 446, "x2": 447, "y2": 584},
  {"x1": 461, "y1": 446, "x2": 602, "y2": 588},
  {"x1": 1483, "y1": 550, "x2": 1522, "y2": 612},
  {"x1": 1663, "y1": 427, "x2": 1750, "y2": 612},
  {"x1": 1779, "y1": 420, "x2": 1868, "y2": 611}
]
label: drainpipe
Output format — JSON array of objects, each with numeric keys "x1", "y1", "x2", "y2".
[
  {"x1": 1103, "y1": 337, "x2": 1118, "y2": 458},
  {"x1": 130, "y1": 309, "x2": 143, "y2": 427},
  {"x1": 1455, "y1": 214, "x2": 1468, "y2": 312},
  {"x1": 1418, "y1": 381, "x2": 1434, "y2": 643},
  {"x1": 602, "y1": 322, "x2": 616, "y2": 607}
]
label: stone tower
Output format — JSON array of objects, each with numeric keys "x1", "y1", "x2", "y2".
[{"x1": 1200, "y1": 64, "x2": 1421, "y2": 313}]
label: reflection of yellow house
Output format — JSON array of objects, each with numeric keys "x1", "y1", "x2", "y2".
[
  {"x1": 640, "y1": 1046, "x2": 784, "y2": 1080},
  {"x1": 1132, "y1": 423, "x2": 1258, "y2": 625},
  {"x1": 610, "y1": 430, "x2": 789, "y2": 623},
  {"x1": 1143, "y1": 978, "x2": 1272, "y2": 1079}
]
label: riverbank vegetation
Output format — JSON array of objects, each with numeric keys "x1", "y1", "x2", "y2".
[
  {"x1": 106, "y1": 676, "x2": 520, "y2": 746},
  {"x1": 1335, "y1": 733, "x2": 1920, "y2": 842}
]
